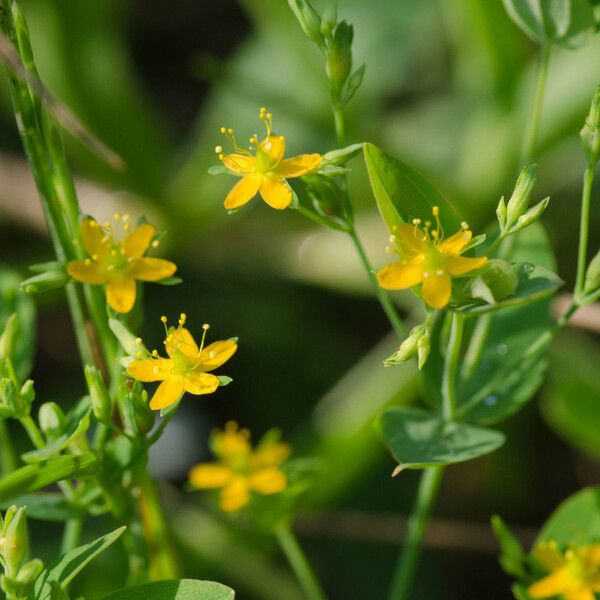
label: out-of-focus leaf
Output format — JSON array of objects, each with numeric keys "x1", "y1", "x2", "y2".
[
  {"x1": 492, "y1": 514, "x2": 529, "y2": 579},
  {"x1": 535, "y1": 486, "x2": 600, "y2": 547},
  {"x1": 34, "y1": 527, "x2": 126, "y2": 600},
  {"x1": 541, "y1": 331, "x2": 600, "y2": 461},
  {"x1": 363, "y1": 143, "x2": 460, "y2": 233},
  {"x1": 99, "y1": 580, "x2": 235, "y2": 600},
  {"x1": 0, "y1": 493, "x2": 82, "y2": 521},
  {"x1": 376, "y1": 407, "x2": 505, "y2": 470}
]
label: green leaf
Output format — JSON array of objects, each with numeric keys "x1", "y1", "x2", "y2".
[
  {"x1": 363, "y1": 143, "x2": 461, "y2": 234},
  {"x1": 450, "y1": 264, "x2": 562, "y2": 315},
  {"x1": 0, "y1": 493, "x2": 82, "y2": 521},
  {"x1": 375, "y1": 407, "x2": 505, "y2": 470},
  {"x1": 22, "y1": 398, "x2": 92, "y2": 463},
  {"x1": 502, "y1": 0, "x2": 596, "y2": 47},
  {"x1": 0, "y1": 454, "x2": 98, "y2": 503},
  {"x1": 535, "y1": 486, "x2": 600, "y2": 547},
  {"x1": 99, "y1": 580, "x2": 235, "y2": 600},
  {"x1": 34, "y1": 527, "x2": 126, "y2": 600},
  {"x1": 491, "y1": 515, "x2": 528, "y2": 579},
  {"x1": 155, "y1": 276, "x2": 183, "y2": 286}
]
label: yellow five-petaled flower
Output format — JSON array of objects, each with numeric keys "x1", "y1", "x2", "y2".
[
  {"x1": 218, "y1": 107, "x2": 322, "y2": 211},
  {"x1": 528, "y1": 541, "x2": 600, "y2": 600},
  {"x1": 377, "y1": 207, "x2": 487, "y2": 309},
  {"x1": 67, "y1": 214, "x2": 177, "y2": 313},
  {"x1": 126, "y1": 315, "x2": 237, "y2": 410},
  {"x1": 188, "y1": 421, "x2": 290, "y2": 512}
]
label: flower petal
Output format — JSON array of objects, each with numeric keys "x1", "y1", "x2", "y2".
[
  {"x1": 259, "y1": 174, "x2": 293, "y2": 209},
  {"x1": 248, "y1": 467, "x2": 287, "y2": 495},
  {"x1": 260, "y1": 135, "x2": 285, "y2": 163},
  {"x1": 224, "y1": 174, "x2": 262, "y2": 210},
  {"x1": 533, "y1": 543, "x2": 565, "y2": 572},
  {"x1": 445, "y1": 255, "x2": 487, "y2": 276},
  {"x1": 129, "y1": 257, "x2": 177, "y2": 281},
  {"x1": 81, "y1": 217, "x2": 110, "y2": 259},
  {"x1": 251, "y1": 442, "x2": 291, "y2": 468},
  {"x1": 213, "y1": 424, "x2": 251, "y2": 458},
  {"x1": 528, "y1": 567, "x2": 573, "y2": 597},
  {"x1": 437, "y1": 229, "x2": 472, "y2": 255},
  {"x1": 67, "y1": 260, "x2": 109, "y2": 285},
  {"x1": 106, "y1": 276, "x2": 137, "y2": 313},
  {"x1": 395, "y1": 224, "x2": 427, "y2": 257},
  {"x1": 277, "y1": 154, "x2": 323, "y2": 178},
  {"x1": 219, "y1": 476, "x2": 250, "y2": 512},
  {"x1": 166, "y1": 327, "x2": 198, "y2": 359},
  {"x1": 127, "y1": 358, "x2": 172, "y2": 382},
  {"x1": 221, "y1": 153, "x2": 255, "y2": 175},
  {"x1": 188, "y1": 463, "x2": 233, "y2": 489},
  {"x1": 149, "y1": 377, "x2": 184, "y2": 410},
  {"x1": 200, "y1": 340, "x2": 237, "y2": 371},
  {"x1": 377, "y1": 259, "x2": 424, "y2": 290},
  {"x1": 564, "y1": 591, "x2": 595, "y2": 600},
  {"x1": 183, "y1": 371, "x2": 220, "y2": 395},
  {"x1": 422, "y1": 273, "x2": 451, "y2": 309},
  {"x1": 120, "y1": 223, "x2": 156, "y2": 258}
]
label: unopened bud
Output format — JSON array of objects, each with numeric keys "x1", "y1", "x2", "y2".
[
  {"x1": 417, "y1": 333, "x2": 431, "y2": 370},
  {"x1": 475, "y1": 259, "x2": 519, "y2": 303},
  {"x1": 0, "y1": 314, "x2": 19, "y2": 361},
  {"x1": 384, "y1": 325, "x2": 425, "y2": 367},
  {"x1": 16, "y1": 558, "x2": 44, "y2": 585},
  {"x1": 20, "y1": 269, "x2": 69, "y2": 294},
  {"x1": 287, "y1": 0, "x2": 326, "y2": 51},
  {"x1": 506, "y1": 165, "x2": 537, "y2": 230},
  {"x1": 85, "y1": 365, "x2": 112, "y2": 423},
  {"x1": 320, "y1": 0, "x2": 337, "y2": 40},
  {"x1": 322, "y1": 143, "x2": 363, "y2": 166},
  {"x1": 584, "y1": 248, "x2": 600, "y2": 295},
  {"x1": 0, "y1": 378, "x2": 19, "y2": 414},
  {"x1": 326, "y1": 21, "x2": 353, "y2": 100},
  {"x1": 1, "y1": 506, "x2": 28, "y2": 576},
  {"x1": 496, "y1": 196, "x2": 507, "y2": 231},
  {"x1": 38, "y1": 402, "x2": 65, "y2": 441},
  {"x1": 19, "y1": 380, "x2": 35, "y2": 407},
  {"x1": 510, "y1": 197, "x2": 550, "y2": 234},
  {"x1": 581, "y1": 87, "x2": 600, "y2": 165}
]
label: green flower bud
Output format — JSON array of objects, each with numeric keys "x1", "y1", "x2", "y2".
[
  {"x1": 38, "y1": 402, "x2": 65, "y2": 441},
  {"x1": 509, "y1": 196, "x2": 550, "y2": 235},
  {"x1": 322, "y1": 143, "x2": 363, "y2": 166},
  {"x1": 506, "y1": 165, "x2": 537, "y2": 230},
  {"x1": 496, "y1": 196, "x2": 507, "y2": 231},
  {"x1": 1, "y1": 506, "x2": 28, "y2": 576},
  {"x1": 384, "y1": 325, "x2": 425, "y2": 367},
  {"x1": 327, "y1": 21, "x2": 353, "y2": 100},
  {"x1": 581, "y1": 87, "x2": 600, "y2": 165},
  {"x1": 19, "y1": 380, "x2": 35, "y2": 407},
  {"x1": 121, "y1": 384, "x2": 154, "y2": 437},
  {"x1": 479, "y1": 259, "x2": 519, "y2": 302},
  {"x1": 16, "y1": 558, "x2": 44, "y2": 585},
  {"x1": 0, "y1": 378, "x2": 19, "y2": 415},
  {"x1": 0, "y1": 314, "x2": 19, "y2": 362},
  {"x1": 85, "y1": 365, "x2": 112, "y2": 423},
  {"x1": 417, "y1": 333, "x2": 431, "y2": 370},
  {"x1": 287, "y1": 0, "x2": 326, "y2": 51},
  {"x1": 320, "y1": 0, "x2": 337, "y2": 41},
  {"x1": 584, "y1": 248, "x2": 600, "y2": 295},
  {"x1": 20, "y1": 269, "x2": 69, "y2": 294}
]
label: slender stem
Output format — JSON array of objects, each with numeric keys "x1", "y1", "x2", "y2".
[
  {"x1": 276, "y1": 527, "x2": 327, "y2": 600},
  {"x1": 521, "y1": 44, "x2": 551, "y2": 165},
  {"x1": 332, "y1": 104, "x2": 346, "y2": 147},
  {"x1": 348, "y1": 228, "x2": 407, "y2": 337},
  {"x1": 19, "y1": 415, "x2": 45, "y2": 449},
  {"x1": 60, "y1": 518, "x2": 83, "y2": 555},
  {"x1": 459, "y1": 314, "x2": 491, "y2": 385},
  {"x1": 575, "y1": 149, "x2": 599, "y2": 296},
  {"x1": 387, "y1": 467, "x2": 444, "y2": 600},
  {"x1": 0, "y1": 421, "x2": 17, "y2": 474},
  {"x1": 441, "y1": 313, "x2": 464, "y2": 421}
]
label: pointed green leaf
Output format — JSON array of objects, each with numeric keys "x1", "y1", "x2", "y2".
[{"x1": 100, "y1": 579, "x2": 235, "y2": 600}]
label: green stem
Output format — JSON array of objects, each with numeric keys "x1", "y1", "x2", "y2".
[
  {"x1": 441, "y1": 313, "x2": 464, "y2": 421},
  {"x1": 575, "y1": 150, "x2": 599, "y2": 297},
  {"x1": 386, "y1": 467, "x2": 444, "y2": 600},
  {"x1": 332, "y1": 104, "x2": 346, "y2": 147},
  {"x1": 19, "y1": 415, "x2": 45, "y2": 449},
  {"x1": 459, "y1": 314, "x2": 491, "y2": 385},
  {"x1": 521, "y1": 44, "x2": 551, "y2": 165},
  {"x1": 276, "y1": 527, "x2": 327, "y2": 600},
  {"x1": 60, "y1": 517, "x2": 83, "y2": 555},
  {"x1": 348, "y1": 228, "x2": 407, "y2": 337},
  {"x1": 0, "y1": 421, "x2": 17, "y2": 474}
]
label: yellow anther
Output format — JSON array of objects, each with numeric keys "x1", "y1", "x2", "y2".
[
  {"x1": 202, "y1": 323, "x2": 210, "y2": 330},
  {"x1": 161, "y1": 315, "x2": 168, "y2": 323},
  {"x1": 152, "y1": 349, "x2": 159, "y2": 357},
  {"x1": 431, "y1": 230, "x2": 439, "y2": 239},
  {"x1": 389, "y1": 235, "x2": 396, "y2": 243},
  {"x1": 432, "y1": 206, "x2": 439, "y2": 217},
  {"x1": 461, "y1": 221, "x2": 469, "y2": 230},
  {"x1": 220, "y1": 127, "x2": 226, "y2": 134},
  {"x1": 425, "y1": 220, "x2": 431, "y2": 227},
  {"x1": 122, "y1": 214, "x2": 130, "y2": 222},
  {"x1": 266, "y1": 113, "x2": 272, "y2": 119},
  {"x1": 259, "y1": 106, "x2": 266, "y2": 113},
  {"x1": 124, "y1": 223, "x2": 130, "y2": 231},
  {"x1": 89, "y1": 220, "x2": 98, "y2": 228},
  {"x1": 215, "y1": 145, "x2": 223, "y2": 153},
  {"x1": 218, "y1": 153, "x2": 224, "y2": 160},
  {"x1": 104, "y1": 222, "x2": 111, "y2": 229},
  {"x1": 227, "y1": 128, "x2": 233, "y2": 135},
  {"x1": 92, "y1": 254, "x2": 98, "y2": 260},
  {"x1": 137, "y1": 350, "x2": 143, "y2": 357},
  {"x1": 113, "y1": 212, "x2": 121, "y2": 220},
  {"x1": 151, "y1": 240, "x2": 159, "y2": 248},
  {"x1": 412, "y1": 218, "x2": 421, "y2": 225},
  {"x1": 84, "y1": 258, "x2": 91, "y2": 266},
  {"x1": 135, "y1": 337, "x2": 142, "y2": 345}
]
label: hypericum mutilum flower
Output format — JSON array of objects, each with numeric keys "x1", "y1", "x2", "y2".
[
  {"x1": 217, "y1": 107, "x2": 323, "y2": 210},
  {"x1": 67, "y1": 214, "x2": 176, "y2": 313},
  {"x1": 126, "y1": 314, "x2": 237, "y2": 410},
  {"x1": 188, "y1": 421, "x2": 290, "y2": 512},
  {"x1": 377, "y1": 207, "x2": 487, "y2": 309},
  {"x1": 528, "y1": 541, "x2": 600, "y2": 600}
]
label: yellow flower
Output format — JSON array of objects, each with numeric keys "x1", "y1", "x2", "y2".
[
  {"x1": 67, "y1": 215, "x2": 177, "y2": 313},
  {"x1": 126, "y1": 315, "x2": 237, "y2": 410},
  {"x1": 188, "y1": 421, "x2": 290, "y2": 512},
  {"x1": 377, "y1": 207, "x2": 487, "y2": 309},
  {"x1": 217, "y1": 107, "x2": 322, "y2": 211},
  {"x1": 528, "y1": 541, "x2": 600, "y2": 600}
]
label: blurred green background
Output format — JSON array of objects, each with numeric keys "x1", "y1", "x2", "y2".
[{"x1": 0, "y1": 0, "x2": 599, "y2": 598}]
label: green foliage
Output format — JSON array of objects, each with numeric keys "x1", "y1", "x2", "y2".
[
  {"x1": 0, "y1": 493, "x2": 82, "y2": 522},
  {"x1": 375, "y1": 407, "x2": 504, "y2": 470},
  {"x1": 491, "y1": 515, "x2": 528, "y2": 579},
  {"x1": 99, "y1": 579, "x2": 235, "y2": 600}
]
